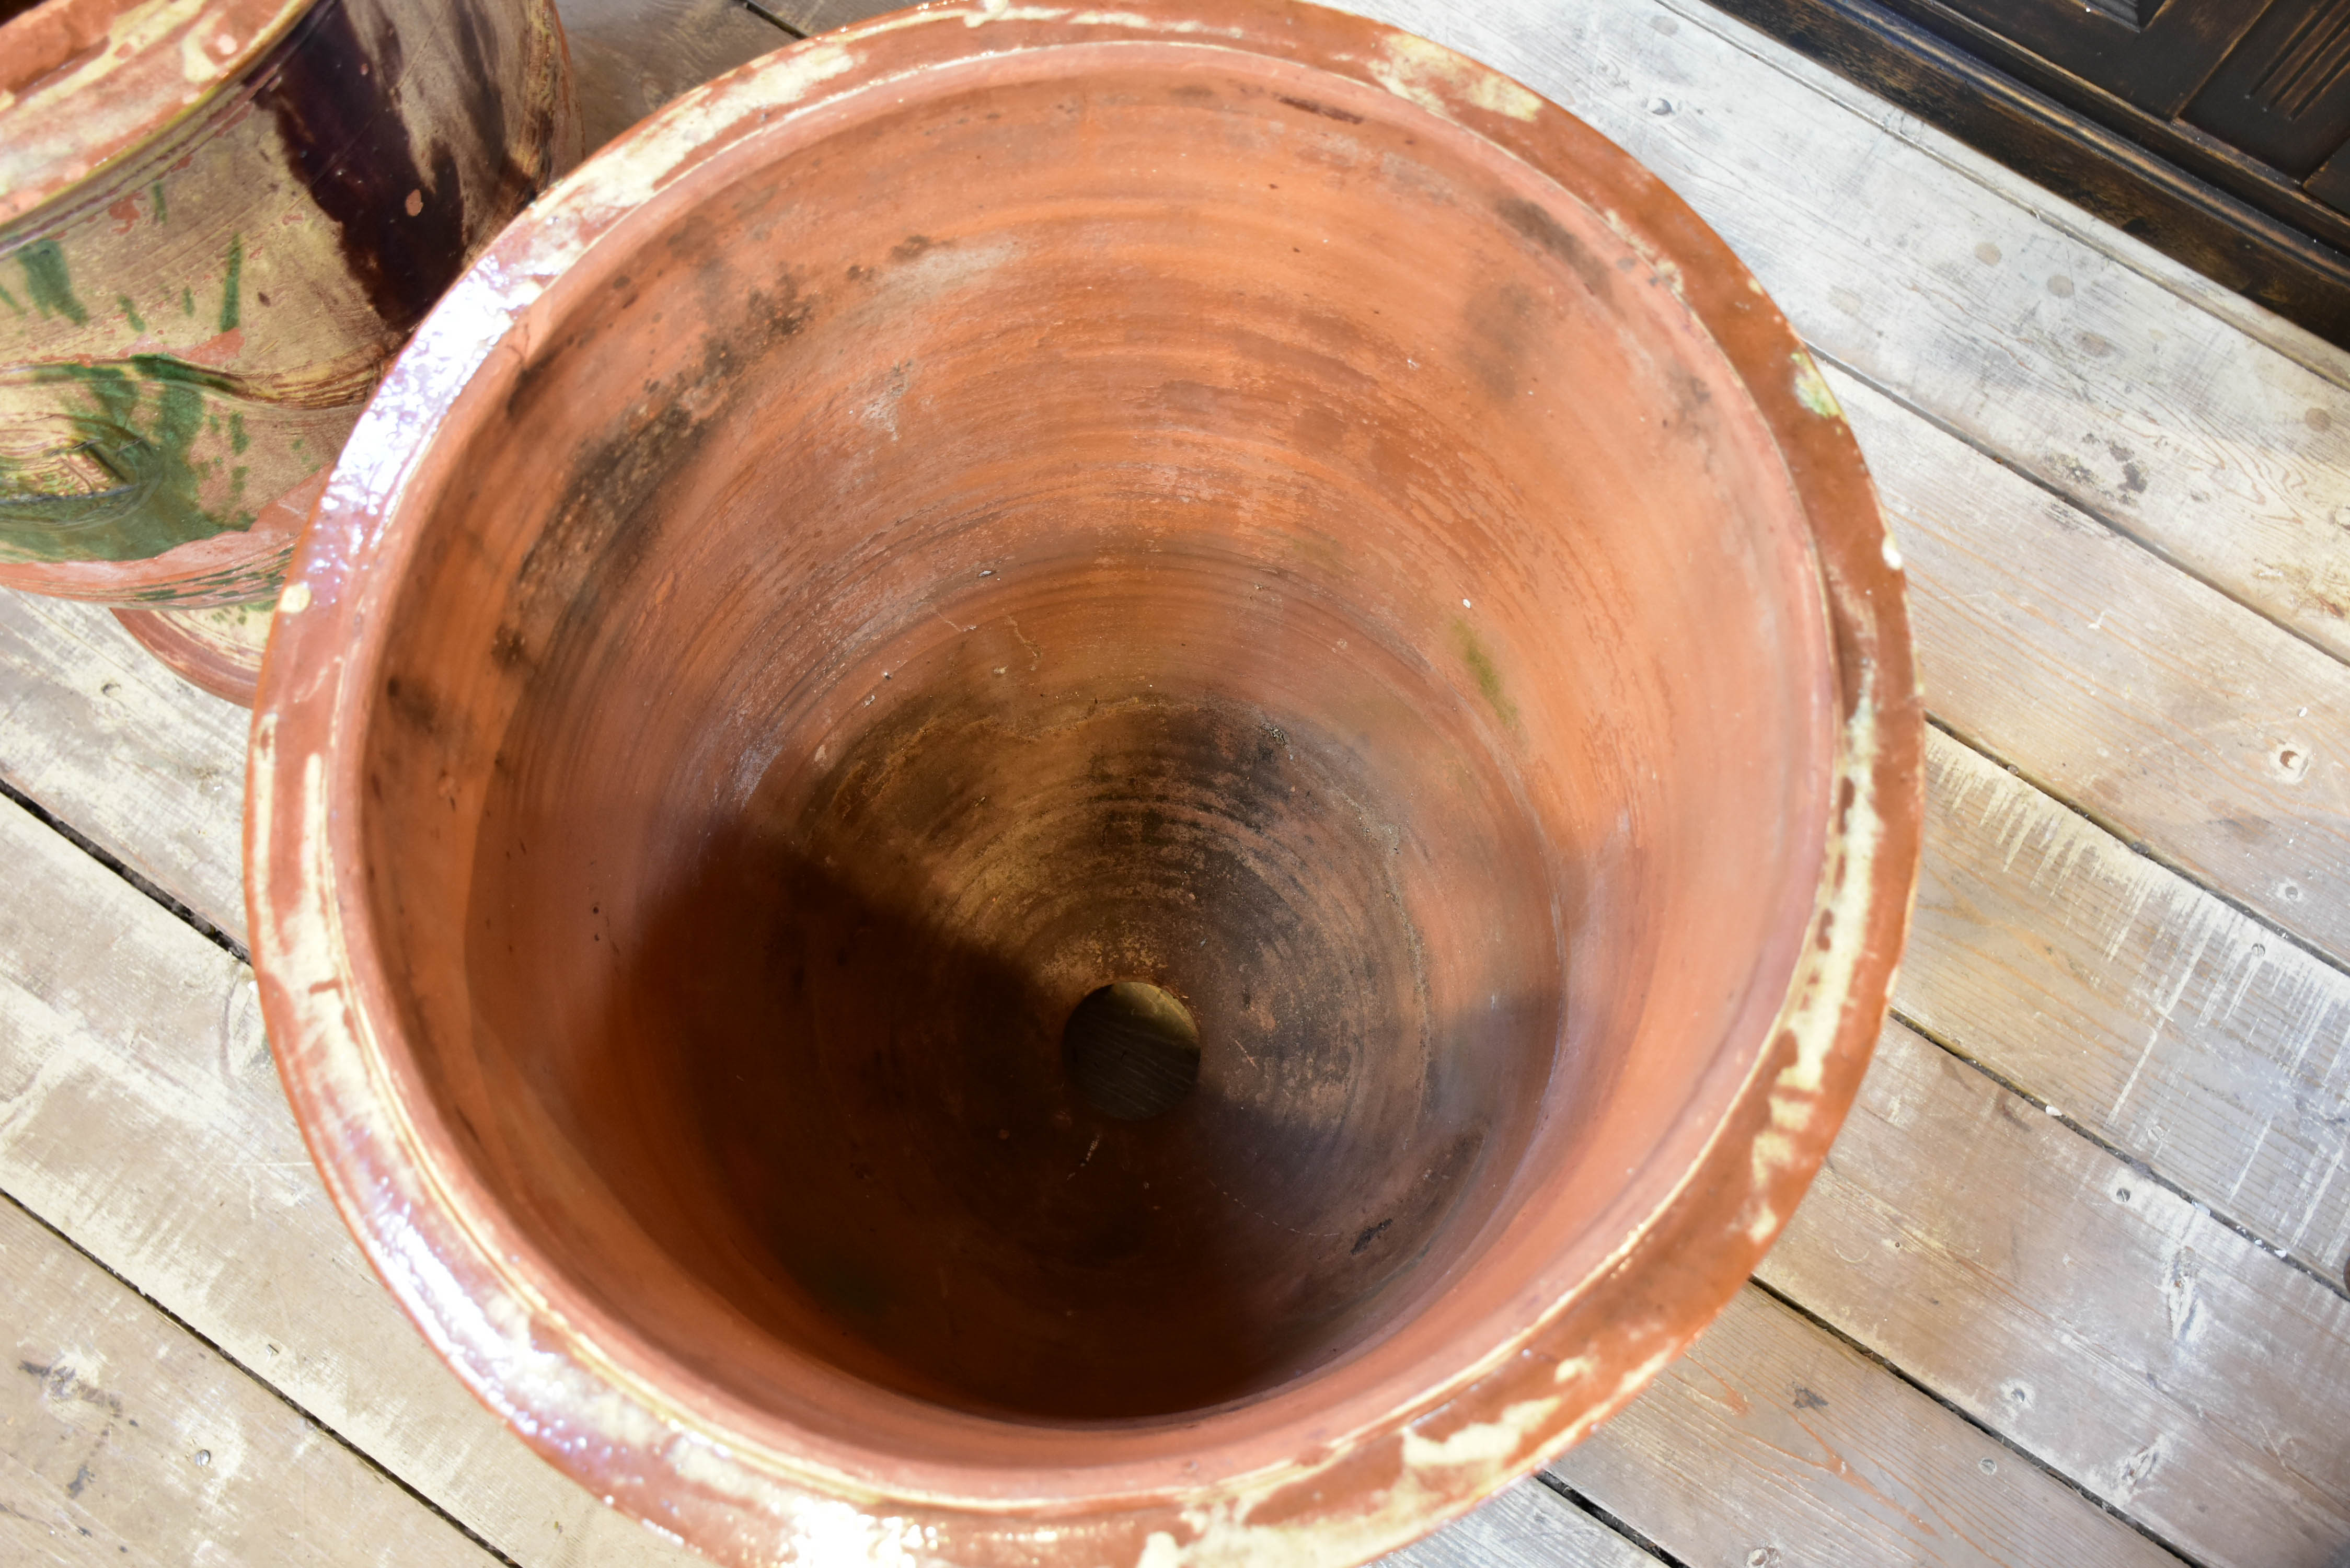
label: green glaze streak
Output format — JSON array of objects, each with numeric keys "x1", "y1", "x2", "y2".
[
  {"x1": 118, "y1": 295, "x2": 146, "y2": 333},
  {"x1": 0, "y1": 356, "x2": 248, "y2": 563},
  {"x1": 229, "y1": 412, "x2": 249, "y2": 454},
  {"x1": 0, "y1": 284, "x2": 21, "y2": 316},
  {"x1": 181, "y1": 286, "x2": 195, "y2": 317},
  {"x1": 19, "y1": 241, "x2": 88, "y2": 326},
  {"x1": 151, "y1": 181, "x2": 167, "y2": 223},
  {"x1": 1456, "y1": 621, "x2": 1519, "y2": 729},
  {"x1": 121, "y1": 356, "x2": 258, "y2": 398},
  {"x1": 217, "y1": 235, "x2": 243, "y2": 332}
]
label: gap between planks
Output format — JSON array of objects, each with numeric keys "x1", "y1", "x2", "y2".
[
  {"x1": 0, "y1": 774, "x2": 244, "y2": 963},
  {"x1": 1548, "y1": 1275, "x2": 2196, "y2": 1568},
  {"x1": 0, "y1": 1187, "x2": 503, "y2": 1568},
  {"x1": 1909, "y1": 720, "x2": 2350, "y2": 1297},
  {"x1": 1898, "y1": 990, "x2": 2350, "y2": 1310},
  {"x1": 1764, "y1": 1017, "x2": 2350, "y2": 1568}
]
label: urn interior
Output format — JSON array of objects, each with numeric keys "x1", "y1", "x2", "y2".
[{"x1": 346, "y1": 42, "x2": 1837, "y2": 1443}]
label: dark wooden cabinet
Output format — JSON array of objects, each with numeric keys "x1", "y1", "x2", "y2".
[
  {"x1": 2185, "y1": 0, "x2": 2350, "y2": 177},
  {"x1": 1706, "y1": 0, "x2": 2350, "y2": 343},
  {"x1": 1937, "y1": 0, "x2": 2269, "y2": 113}
]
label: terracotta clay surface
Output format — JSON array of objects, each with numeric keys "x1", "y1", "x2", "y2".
[
  {"x1": 0, "y1": 0, "x2": 578, "y2": 616},
  {"x1": 247, "y1": 4, "x2": 1922, "y2": 1563},
  {"x1": 114, "y1": 597, "x2": 273, "y2": 704}
]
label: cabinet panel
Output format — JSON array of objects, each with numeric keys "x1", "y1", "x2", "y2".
[
  {"x1": 1932, "y1": 0, "x2": 2271, "y2": 113},
  {"x1": 2307, "y1": 136, "x2": 2350, "y2": 211},
  {"x1": 2188, "y1": 0, "x2": 2350, "y2": 174}
]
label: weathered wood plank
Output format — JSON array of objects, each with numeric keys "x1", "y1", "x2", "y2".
[
  {"x1": 1838, "y1": 367, "x2": 2350, "y2": 967},
  {"x1": 0, "y1": 593, "x2": 248, "y2": 943},
  {"x1": 1358, "y1": 0, "x2": 2350, "y2": 661},
  {"x1": 0, "y1": 1194, "x2": 496, "y2": 1567},
  {"x1": 1622, "y1": 0, "x2": 2349, "y2": 382},
  {"x1": 0, "y1": 793, "x2": 707, "y2": 1568},
  {"x1": 1906, "y1": 730, "x2": 2350, "y2": 1286},
  {"x1": 0, "y1": 791, "x2": 1658, "y2": 1566},
  {"x1": 1547, "y1": 1282, "x2": 2186, "y2": 1568},
  {"x1": 1383, "y1": 1480, "x2": 1662, "y2": 1568},
  {"x1": 1761, "y1": 1020, "x2": 2350, "y2": 1568}
]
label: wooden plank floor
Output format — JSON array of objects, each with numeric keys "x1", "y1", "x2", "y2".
[{"x1": 4, "y1": 0, "x2": 2346, "y2": 1562}]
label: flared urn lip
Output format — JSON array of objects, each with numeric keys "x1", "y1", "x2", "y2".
[
  {"x1": 0, "y1": 0, "x2": 315, "y2": 230},
  {"x1": 244, "y1": 4, "x2": 1923, "y2": 1562}
]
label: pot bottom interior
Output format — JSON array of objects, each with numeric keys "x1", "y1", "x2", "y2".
[{"x1": 457, "y1": 550, "x2": 1564, "y2": 1421}]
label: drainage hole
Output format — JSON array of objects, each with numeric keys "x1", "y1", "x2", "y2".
[{"x1": 1064, "y1": 982, "x2": 1201, "y2": 1121}]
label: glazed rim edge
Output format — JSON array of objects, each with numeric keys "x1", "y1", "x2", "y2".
[{"x1": 244, "y1": 4, "x2": 1921, "y2": 1560}]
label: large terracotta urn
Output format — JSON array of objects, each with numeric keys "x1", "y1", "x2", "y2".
[
  {"x1": 0, "y1": 0, "x2": 578, "y2": 700},
  {"x1": 246, "y1": 4, "x2": 1923, "y2": 1563}
]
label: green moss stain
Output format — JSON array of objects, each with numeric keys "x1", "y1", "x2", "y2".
[
  {"x1": 19, "y1": 241, "x2": 88, "y2": 326},
  {"x1": 1456, "y1": 621, "x2": 1519, "y2": 729},
  {"x1": 181, "y1": 286, "x2": 195, "y2": 317},
  {"x1": 217, "y1": 235, "x2": 243, "y2": 332},
  {"x1": 229, "y1": 412, "x2": 249, "y2": 454},
  {"x1": 151, "y1": 180, "x2": 167, "y2": 223},
  {"x1": 117, "y1": 295, "x2": 146, "y2": 333}
]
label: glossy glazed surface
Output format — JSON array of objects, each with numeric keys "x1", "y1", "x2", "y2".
[
  {"x1": 0, "y1": 0, "x2": 575, "y2": 607},
  {"x1": 248, "y1": 5, "x2": 1922, "y2": 1563}
]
